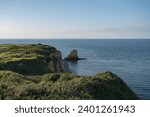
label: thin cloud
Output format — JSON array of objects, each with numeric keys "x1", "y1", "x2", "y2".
[{"x1": 58, "y1": 26, "x2": 150, "y2": 34}]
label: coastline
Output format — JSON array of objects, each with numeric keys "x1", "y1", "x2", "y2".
[{"x1": 0, "y1": 44, "x2": 139, "y2": 100}]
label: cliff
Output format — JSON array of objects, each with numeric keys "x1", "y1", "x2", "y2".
[
  {"x1": 0, "y1": 44, "x2": 139, "y2": 100},
  {"x1": 0, "y1": 44, "x2": 70, "y2": 75}
]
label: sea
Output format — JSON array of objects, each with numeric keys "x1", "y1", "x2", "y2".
[{"x1": 0, "y1": 39, "x2": 150, "y2": 100}]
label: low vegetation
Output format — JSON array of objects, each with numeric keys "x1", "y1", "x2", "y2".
[
  {"x1": 0, "y1": 44, "x2": 54, "y2": 63},
  {"x1": 0, "y1": 70, "x2": 138, "y2": 100}
]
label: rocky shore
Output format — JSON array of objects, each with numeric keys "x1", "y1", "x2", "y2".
[{"x1": 0, "y1": 44, "x2": 139, "y2": 100}]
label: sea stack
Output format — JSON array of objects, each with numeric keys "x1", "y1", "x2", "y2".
[{"x1": 65, "y1": 49, "x2": 87, "y2": 61}]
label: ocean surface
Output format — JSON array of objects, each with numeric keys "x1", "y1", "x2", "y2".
[{"x1": 0, "y1": 39, "x2": 150, "y2": 99}]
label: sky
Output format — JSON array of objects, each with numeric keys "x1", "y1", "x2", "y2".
[{"x1": 0, "y1": 0, "x2": 150, "y2": 39}]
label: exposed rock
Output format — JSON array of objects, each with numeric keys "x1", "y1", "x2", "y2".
[
  {"x1": 65, "y1": 49, "x2": 87, "y2": 61},
  {"x1": 60, "y1": 60, "x2": 71, "y2": 72},
  {"x1": 0, "y1": 59, "x2": 48, "y2": 75}
]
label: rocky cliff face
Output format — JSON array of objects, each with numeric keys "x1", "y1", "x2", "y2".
[{"x1": 0, "y1": 44, "x2": 70, "y2": 75}]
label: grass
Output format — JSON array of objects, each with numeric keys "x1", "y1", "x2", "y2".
[
  {"x1": 0, "y1": 44, "x2": 54, "y2": 63},
  {"x1": 0, "y1": 70, "x2": 139, "y2": 100}
]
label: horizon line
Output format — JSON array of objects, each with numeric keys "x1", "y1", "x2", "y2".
[{"x1": 0, "y1": 38, "x2": 150, "y2": 40}]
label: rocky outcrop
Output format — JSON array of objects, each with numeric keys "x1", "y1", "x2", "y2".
[
  {"x1": 65, "y1": 49, "x2": 87, "y2": 61},
  {"x1": 48, "y1": 50, "x2": 61, "y2": 72},
  {"x1": 0, "y1": 44, "x2": 70, "y2": 75}
]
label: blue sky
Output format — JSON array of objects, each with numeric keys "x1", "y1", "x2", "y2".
[{"x1": 0, "y1": 0, "x2": 150, "y2": 39}]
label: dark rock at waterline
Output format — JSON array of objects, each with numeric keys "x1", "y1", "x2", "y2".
[{"x1": 64, "y1": 49, "x2": 87, "y2": 61}]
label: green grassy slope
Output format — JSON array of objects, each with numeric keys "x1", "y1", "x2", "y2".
[
  {"x1": 0, "y1": 44, "x2": 54, "y2": 63},
  {"x1": 0, "y1": 70, "x2": 138, "y2": 100}
]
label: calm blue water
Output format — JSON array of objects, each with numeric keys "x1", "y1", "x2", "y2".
[{"x1": 0, "y1": 39, "x2": 150, "y2": 99}]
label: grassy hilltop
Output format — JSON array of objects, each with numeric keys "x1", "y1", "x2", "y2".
[
  {"x1": 0, "y1": 44, "x2": 52, "y2": 62},
  {"x1": 0, "y1": 44, "x2": 139, "y2": 100}
]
